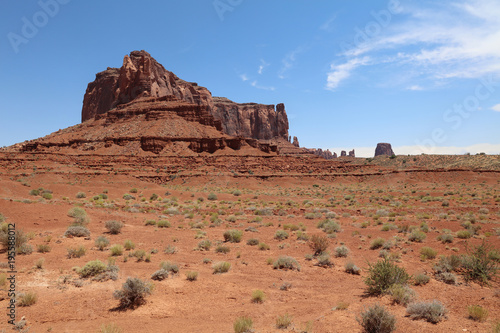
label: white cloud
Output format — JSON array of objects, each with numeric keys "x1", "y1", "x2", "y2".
[
  {"x1": 279, "y1": 46, "x2": 306, "y2": 79},
  {"x1": 491, "y1": 104, "x2": 500, "y2": 112},
  {"x1": 407, "y1": 85, "x2": 423, "y2": 91},
  {"x1": 328, "y1": 0, "x2": 500, "y2": 89},
  {"x1": 250, "y1": 81, "x2": 275, "y2": 91},
  {"x1": 239, "y1": 74, "x2": 249, "y2": 82},
  {"x1": 258, "y1": 59, "x2": 270, "y2": 75},
  {"x1": 326, "y1": 57, "x2": 370, "y2": 90},
  {"x1": 327, "y1": 143, "x2": 500, "y2": 157},
  {"x1": 320, "y1": 14, "x2": 337, "y2": 32}
]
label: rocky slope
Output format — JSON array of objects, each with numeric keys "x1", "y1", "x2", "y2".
[{"x1": 82, "y1": 50, "x2": 289, "y2": 141}]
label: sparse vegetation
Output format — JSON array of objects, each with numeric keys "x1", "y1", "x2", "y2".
[
  {"x1": 273, "y1": 256, "x2": 301, "y2": 271},
  {"x1": 113, "y1": 277, "x2": 153, "y2": 309},
  {"x1": 357, "y1": 304, "x2": 396, "y2": 333},
  {"x1": 467, "y1": 305, "x2": 488, "y2": 322},
  {"x1": 213, "y1": 261, "x2": 231, "y2": 274},
  {"x1": 105, "y1": 220, "x2": 123, "y2": 234},
  {"x1": 365, "y1": 258, "x2": 410, "y2": 296},
  {"x1": 406, "y1": 300, "x2": 447, "y2": 323},
  {"x1": 234, "y1": 317, "x2": 253, "y2": 333}
]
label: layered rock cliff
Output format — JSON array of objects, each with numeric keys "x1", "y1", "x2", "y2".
[
  {"x1": 375, "y1": 143, "x2": 395, "y2": 157},
  {"x1": 82, "y1": 50, "x2": 289, "y2": 141}
]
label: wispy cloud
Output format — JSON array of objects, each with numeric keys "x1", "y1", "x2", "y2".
[
  {"x1": 326, "y1": 57, "x2": 370, "y2": 90},
  {"x1": 258, "y1": 59, "x2": 270, "y2": 75},
  {"x1": 320, "y1": 14, "x2": 337, "y2": 32},
  {"x1": 250, "y1": 80, "x2": 275, "y2": 91},
  {"x1": 327, "y1": 0, "x2": 500, "y2": 90},
  {"x1": 239, "y1": 74, "x2": 249, "y2": 82},
  {"x1": 407, "y1": 85, "x2": 423, "y2": 91},
  {"x1": 492, "y1": 104, "x2": 500, "y2": 112},
  {"x1": 279, "y1": 46, "x2": 306, "y2": 79}
]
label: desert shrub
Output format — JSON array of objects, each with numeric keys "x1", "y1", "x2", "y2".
[
  {"x1": 17, "y1": 291, "x2": 38, "y2": 307},
  {"x1": 29, "y1": 189, "x2": 40, "y2": 196},
  {"x1": 42, "y1": 192, "x2": 53, "y2": 200},
  {"x1": 234, "y1": 317, "x2": 253, "y2": 333},
  {"x1": 110, "y1": 244, "x2": 124, "y2": 256},
  {"x1": 335, "y1": 245, "x2": 349, "y2": 258},
  {"x1": 215, "y1": 245, "x2": 230, "y2": 254},
  {"x1": 105, "y1": 220, "x2": 123, "y2": 234},
  {"x1": 413, "y1": 273, "x2": 430, "y2": 286},
  {"x1": 151, "y1": 269, "x2": 169, "y2": 281},
  {"x1": 276, "y1": 313, "x2": 292, "y2": 329},
  {"x1": 435, "y1": 272, "x2": 457, "y2": 285},
  {"x1": 420, "y1": 247, "x2": 437, "y2": 260},
  {"x1": 345, "y1": 261, "x2": 361, "y2": 275},
  {"x1": 408, "y1": 230, "x2": 426, "y2": 242},
  {"x1": 36, "y1": 244, "x2": 50, "y2": 253},
  {"x1": 316, "y1": 253, "x2": 332, "y2": 267},
  {"x1": 365, "y1": 258, "x2": 410, "y2": 296},
  {"x1": 197, "y1": 239, "x2": 212, "y2": 251},
  {"x1": 0, "y1": 229, "x2": 29, "y2": 253},
  {"x1": 18, "y1": 243, "x2": 33, "y2": 255},
  {"x1": 246, "y1": 238, "x2": 259, "y2": 246},
  {"x1": 224, "y1": 229, "x2": 243, "y2": 243},
  {"x1": 213, "y1": 261, "x2": 231, "y2": 274},
  {"x1": 34, "y1": 258, "x2": 45, "y2": 269},
  {"x1": 123, "y1": 194, "x2": 135, "y2": 200},
  {"x1": 157, "y1": 220, "x2": 171, "y2": 228},
  {"x1": 79, "y1": 260, "x2": 107, "y2": 278},
  {"x1": 389, "y1": 284, "x2": 416, "y2": 305},
  {"x1": 467, "y1": 305, "x2": 488, "y2": 322},
  {"x1": 124, "y1": 239, "x2": 135, "y2": 250},
  {"x1": 437, "y1": 233, "x2": 454, "y2": 244},
  {"x1": 433, "y1": 255, "x2": 461, "y2": 274},
  {"x1": 258, "y1": 242, "x2": 270, "y2": 251},
  {"x1": 185, "y1": 271, "x2": 198, "y2": 281},
  {"x1": 251, "y1": 289, "x2": 265, "y2": 303},
  {"x1": 149, "y1": 193, "x2": 158, "y2": 201},
  {"x1": 273, "y1": 256, "x2": 300, "y2": 271},
  {"x1": 144, "y1": 219, "x2": 156, "y2": 226},
  {"x1": 64, "y1": 226, "x2": 90, "y2": 238},
  {"x1": 113, "y1": 277, "x2": 152, "y2": 309},
  {"x1": 319, "y1": 219, "x2": 341, "y2": 234},
  {"x1": 68, "y1": 207, "x2": 89, "y2": 225},
  {"x1": 406, "y1": 300, "x2": 447, "y2": 323},
  {"x1": 67, "y1": 245, "x2": 86, "y2": 258},
  {"x1": 457, "y1": 230, "x2": 471, "y2": 239},
  {"x1": 370, "y1": 238, "x2": 385, "y2": 250},
  {"x1": 159, "y1": 261, "x2": 179, "y2": 274},
  {"x1": 357, "y1": 304, "x2": 396, "y2": 333},
  {"x1": 95, "y1": 236, "x2": 110, "y2": 251},
  {"x1": 274, "y1": 230, "x2": 289, "y2": 240},
  {"x1": 133, "y1": 249, "x2": 146, "y2": 261},
  {"x1": 309, "y1": 234, "x2": 329, "y2": 255},
  {"x1": 296, "y1": 231, "x2": 309, "y2": 241},
  {"x1": 99, "y1": 323, "x2": 122, "y2": 333},
  {"x1": 207, "y1": 193, "x2": 218, "y2": 200},
  {"x1": 461, "y1": 241, "x2": 499, "y2": 285}
]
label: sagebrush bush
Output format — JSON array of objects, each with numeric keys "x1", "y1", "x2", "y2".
[
  {"x1": 124, "y1": 239, "x2": 135, "y2": 250},
  {"x1": 389, "y1": 284, "x2": 416, "y2": 305},
  {"x1": 316, "y1": 253, "x2": 333, "y2": 267},
  {"x1": 151, "y1": 269, "x2": 169, "y2": 281},
  {"x1": 251, "y1": 289, "x2": 265, "y2": 303},
  {"x1": 319, "y1": 219, "x2": 341, "y2": 234},
  {"x1": 99, "y1": 323, "x2": 122, "y2": 333},
  {"x1": 335, "y1": 245, "x2": 349, "y2": 258},
  {"x1": 258, "y1": 242, "x2": 270, "y2": 251},
  {"x1": 276, "y1": 313, "x2": 292, "y2": 329},
  {"x1": 420, "y1": 247, "x2": 437, "y2": 260},
  {"x1": 64, "y1": 226, "x2": 90, "y2": 238},
  {"x1": 79, "y1": 260, "x2": 106, "y2": 278},
  {"x1": 68, "y1": 207, "x2": 89, "y2": 225},
  {"x1": 207, "y1": 193, "x2": 218, "y2": 201},
  {"x1": 413, "y1": 273, "x2": 430, "y2": 286},
  {"x1": 345, "y1": 261, "x2": 361, "y2": 275},
  {"x1": 370, "y1": 238, "x2": 385, "y2": 250},
  {"x1": 408, "y1": 230, "x2": 426, "y2": 242},
  {"x1": 234, "y1": 317, "x2": 253, "y2": 333},
  {"x1": 0, "y1": 229, "x2": 29, "y2": 253},
  {"x1": 113, "y1": 277, "x2": 152, "y2": 309},
  {"x1": 157, "y1": 220, "x2": 171, "y2": 228},
  {"x1": 215, "y1": 245, "x2": 230, "y2": 254},
  {"x1": 105, "y1": 220, "x2": 123, "y2": 234},
  {"x1": 467, "y1": 305, "x2": 488, "y2": 322},
  {"x1": 456, "y1": 230, "x2": 471, "y2": 239},
  {"x1": 95, "y1": 236, "x2": 110, "y2": 251},
  {"x1": 406, "y1": 300, "x2": 447, "y2": 323},
  {"x1": 365, "y1": 258, "x2": 410, "y2": 295},
  {"x1": 67, "y1": 245, "x2": 86, "y2": 258},
  {"x1": 273, "y1": 256, "x2": 301, "y2": 271},
  {"x1": 197, "y1": 239, "x2": 212, "y2": 251},
  {"x1": 110, "y1": 244, "x2": 123, "y2": 256},
  {"x1": 213, "y1": 261, "x2": 231, "y2": 274},
  {"x1": 224, "y1": 229, "x2": 243, "y2": 243},
  {"x1": 461, "y1": 241, "x2": 498, "y2": 285},
  {"x1": 37, "y1": 244, "x2": 50, "y2": 253},
  {"x1": 246, "y1": 238, "x2": 259, "y2": 246},
  {"x1": 357, "y1": 304, "x2": 396, "y2": 333},
  {"x1": 274, "y1": 230, "x2": 289, "y2": 240},
  {"x1": 437, "y1": 233, "x2": 454, "y2": 244},
  {"x1": 309, "y1": 234, "x2": 329, "y2": 255},
  {"x1": 17, "y1": 291, "x2": 38, "y2": 307},
  {"x1": 185, "y1": 271, "x2": 198, "y2": 281}
]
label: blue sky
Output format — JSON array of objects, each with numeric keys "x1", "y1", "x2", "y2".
[{"x1": 1, "y1": 0, "x2": 499, "y2": 157}]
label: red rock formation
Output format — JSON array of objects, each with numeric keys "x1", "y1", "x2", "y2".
[
  {"x1": 82, "y1": 51, "x2": 289, "y2": 141},
  {"x1": 375, "y1": 143, "x2": 395, "y2": 157},
  {"x1": 349, "y1": 149, "x2": 355, "y2": 157},
  {"x1": 292, "y1": 136, "x2": 300, "y2": 147},
  {"x1": 341, "y1": 150, "x2": 347, "y2": 157}
]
